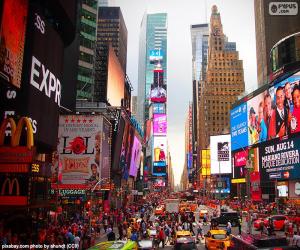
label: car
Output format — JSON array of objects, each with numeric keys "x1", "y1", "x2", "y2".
[
  {"x1": 175, "y1": 230, "x2": 192, "y2": 241},
  {"x1": 88, "y1": 240, "x2": 138, "y2": 250},
  {"x1": 174, "y1": 237, "x2": 197, "y2": 250},
  {"x1": 229, "y1": 234, "x2": 297, "y2": 249},
  {"x1": 204, "y1": 229, "x2": 231, "y2": 250},
  {"x1": 267, "y1": 215, "x2": 288, "y2": 231},
  {"x1": 211, "y1": 212, "x2": 240, "y2": 227}
]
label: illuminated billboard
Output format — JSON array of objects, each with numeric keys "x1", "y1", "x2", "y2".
[
  {"x1": 153, "y1": 137, "x2": 167, "y2": 163},
  {"x1": 201, "y1": 149, "x2": 211, "y2": 176},
  {"x1": 129, "y1": 135, "x2": 142, "y2": 177},
  {"x1": 149, "y1": 49, "x2": 164, "y2": 63},
  {"x1": 210, "y1": 135, "x2": 231, "y2": 174},
  {"x1": 153, "y1": 179, "x2": 166, "y2": 187},
  {"x1": 231, "y1": 71, "x2": 300, "y2": 151},
  {"x1": 153, "y1": 114, "x2": 167, "y2": 136},
  {"x1": 58, "y1": 115, "x2": 104, "y2": 186},
  {"x1": 107, "y1": 45, "x2": 125, "y2": 106},
  {"x1": 150, "y1": 69, "x2": 167, "y2": 103},
  {"x1": 152, "y1": 103, "x2": 166, "y2": 114},
  {"x1": 0, "y1": 0, "x2": 28, "y2": 88}
]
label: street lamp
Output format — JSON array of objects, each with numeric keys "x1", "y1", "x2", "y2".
[{"x1": 89, "y1": 178, "x2": 108, "y2": 236}]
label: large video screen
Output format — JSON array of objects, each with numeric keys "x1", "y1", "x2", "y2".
[
  {"x1": 0, "y1": 0, "x2": 28, "y2": 88},
  {"x1": 150, "y1": 69, "x2": 166, "y2": 103},
  {"x1": 107, "y1": 46, "x2": 125, "y2": 106},
  {"x1": 153, "y1": 114, "x2": 167, "y2": 136},
  {"x1": 210, "y1": 135, "x2": 231, "y2": 174},
  {"x1": 231, "y1": 71, "x2": 300, "y2": 151},
  {"x1": 129, "y1": 135, "x2": 142, "y2": 177}
]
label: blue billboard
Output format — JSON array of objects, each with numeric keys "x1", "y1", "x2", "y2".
[
  {"x1": 230, "y1": 103, "x2": 248, "y2": 151},
  {"x1": 149, "y1": 49, "x2": 164, "y2": 62}
]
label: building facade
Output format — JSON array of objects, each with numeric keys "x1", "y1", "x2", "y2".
[
  {"x1": 137, "y1": 13, "x2": 167, "y2": 126},
  {"x1": 76, "y1": 0, "x2": 98, "y2": 100},
  {"x1": 95, "y1": 6, "x2": 127, "y2": 103},
  {"x1": 198, "y1": 5, "x2": 245, "y2": 150},
  {"x1": 254, "y1": 0, "x2": 300, "y2": 86},
  {"x1": 190, "y1": 24, "x2": 209, "y2": 187}
]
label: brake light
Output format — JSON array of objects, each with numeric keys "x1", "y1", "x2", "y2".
[{"x1": 273, "y1": 248, "x2": 282, "y2": 250}]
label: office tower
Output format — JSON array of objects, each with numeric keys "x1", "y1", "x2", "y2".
[
  {"x1": 190, "y1": 23, "x2": 209, "y2": 180},
  {"x1": 254, "y1": 0, "x2": 300, "y2": 86},
  {"x1": 76, "y1": 0, "x2": 98, "y2": 100},
  {"x1": 137, "y1": 13, "x2": 167, "y2": 126},
  {"x1": 95, "y1": 6, "x2": 127, "y2": 102},
  {"x1": 131, "y1": 96, "x2": 137, "y2": 117},
  {"x1": 198, "y1": 5, "x2": 245, "y2": 149}
]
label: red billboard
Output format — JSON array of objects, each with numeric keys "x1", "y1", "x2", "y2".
[
  {"x1": 0, "y1": 0, "x2": 28, "y2": 88},
  {"x1": 250, "y1": 171, "x2": 262, "y2": 201},
  {"x1": 234, "y1": 150, "x2": 248, "y2": 167}
]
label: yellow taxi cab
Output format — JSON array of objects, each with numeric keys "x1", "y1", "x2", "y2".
[
  {"x1": 204, "y1": 230, "x2": 231, "y2": 250},
  {"x1": 88, "y1": 240, "x2": 138, "y2": 250},
  {"x1": 175, "y1": 230, "x2": 192, "y2": 240}
]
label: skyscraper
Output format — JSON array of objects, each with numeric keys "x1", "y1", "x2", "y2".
[
  {"x1": 198, "y1": 5, "x2": 245, "y2": 149},
  {"x1": 95, "y1": 6, "x2": 127, "y2": 103},
  {"x1": 190, "y1": 24, "x2": 209, "y2": 179},
  {"x1": 76, "y1": 0, "x2": 98, "y2": 100},
  {"x1": 254, "y1": 0, "x2": 300, "y2": 86},
  {"x1": 137, "y1": 13, "x2": 167, "y2": 126}
]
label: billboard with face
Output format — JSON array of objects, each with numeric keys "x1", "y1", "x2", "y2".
[
  {"x1": 129, "y1": 135, "x2": 142, "y2": 177},
  {"x1": 0, "y1": 0, "x2": 28, "y2": 88},
  {"x1": 58, "y1": 115, "x2": 103, "y2": 187},
  {"x1": 231, "y1": 71, "x2": 300, "y2": 152},
  {"x1": 153, "y1": 114, "x2": 167, "y2": 136},
  {"x1": 210, "y1": 135, "x2": 231, "y2": 174}
]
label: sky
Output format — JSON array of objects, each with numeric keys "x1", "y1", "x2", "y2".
[{"x1": 111, "y1": 0, "x2": 258, "y2": 186}]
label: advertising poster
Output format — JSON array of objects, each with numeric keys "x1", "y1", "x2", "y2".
[
  {"x1": 152, "y1": 161, "x2": 166, "y2": 176},
  {"x1": 250, "y1": 171, "x2": 262, "y2": 201},
  {"x1": 213, "y1": 176, "x2": 230, "y2": 194},
  {"x1": 150, "y1": 69, "x2": 167, "y2": 103},
  {"x1": 259, "y1": 136, "x2": 300, "y2": 181},
  {"x1": 152, "y1": 103, "x2": 166, "y2": 114},
  {"x1": 120, "y1": 122, "x2": 134, "y2": 180},
  {"x1": 111, "y1": 114, "x2": 124, "y2": 171},
  {"x1": 153, "y1": 114, "x2": 167, "y2": 136},
  {"x1": 231, "y1": 71, "x2": 300, "y2": 152},
  {"x1": 0, "y1": 0, "x2": 28, "y2": 88},
  {"x1": 234, "y1": 150, "x2": 248, "y2": 167},
  {"x1": 230, "y1": 103, "x2": 248, "y2": 151},
  {"x1": 289, "y1": 181, "x2": 300, "y2": 198},
  {"x1": 129, "y1": 136, "x2": 142, "y2": 177},
  {"x1": 101, "y1": 118, "x2": 111, "y2": 180},
  {"x1": 58, "y1": 115, "x2": 103, "y2": 186},
  {"x1": 210, "y1": 135, "x2": 231, "y2": 174},
  {"x1": 149, "y1": 49, "x2": 164, "y2": 62},
  {"x1": 153, "y1": 137, "x2": 167, "y2": 163},
  {"x1": 153, "y1": 179, "x2": 166, "y2": 187},
  {"x1": 247, "y1": 90, "x2": 268, "y2": 146},
  {"x1": 201, "y1": 149, "x2": 211, "y2": 176}
]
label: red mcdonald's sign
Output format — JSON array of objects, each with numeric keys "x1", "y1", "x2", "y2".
[{"x1": 0, "y1": 177, "x2": 27, "y2": 205}]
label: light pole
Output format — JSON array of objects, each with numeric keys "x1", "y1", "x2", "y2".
[{"x1": 89, "y1": 178, "x2": 107, "y2": 236}]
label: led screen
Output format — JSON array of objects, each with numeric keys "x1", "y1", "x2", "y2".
[
  {"x1": 210, "y1": 135, "x2": 231, "y2": 174},
  {"x1": 153, "y1": 114, "x2": 167, "y2": 136},
  {"x1": 129, "y1": 135, "x2": 142, "y2": 177}
]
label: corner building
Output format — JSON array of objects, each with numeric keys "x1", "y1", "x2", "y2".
[{"x1": 198, "y1": 6, "x2": 245, "y2": 149}]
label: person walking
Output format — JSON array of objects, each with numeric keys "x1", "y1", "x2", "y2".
[{"x1": 158, "y1": 227, "x2": 166, "y2": 248}]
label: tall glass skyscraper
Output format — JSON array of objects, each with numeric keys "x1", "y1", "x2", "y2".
[{"x1": 137, "y1": 13, "x2": 168, "y2": 125}]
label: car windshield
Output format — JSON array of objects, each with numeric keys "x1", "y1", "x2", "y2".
[
  {"x1": 212, "y1": 234, "x2": 227, "y2": 239},
  {"x1": 174, "y1": 242, "x2": 197, "y2": 250}
]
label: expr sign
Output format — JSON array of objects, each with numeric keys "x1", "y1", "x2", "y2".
[{"x1": 0, "y1": 5, "x2": 64, "y2": 150}]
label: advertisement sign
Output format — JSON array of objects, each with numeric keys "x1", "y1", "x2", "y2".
[
  {"x1": 150, "y1": 69, "x2": 166, "y2": 103},
  {"x1": 201, "y1": 149, "x2": 211, "y2": 176},
  {"x1": 212, "y1": 177, "x2": 230, "y2": 193},
  {"x1": 153, "y1": 179, "x2": 166, "y2": 187},
  {"x1": 152, "y1": 103, "x2": 166, "y2": 114},
  {"x1": 153, "y1": 137, "x2": 167, "y2": 163},
  {"x1": 149, "y1": 49, "x2": 164, "y2": 62},
  {"x1": 58, "y1": 115, "x2": 103, "y2": 186},
  {"x1": 111, "y1": 113, "x2": 124, "y2": 171},
  {"x1": 153, "y1": 114, "x2": 167, "y2": 136},
  {"x1": 210, "y1": 135, "x2": 231, "y2": 174},
  {"x1": 129, "y1": 136, "x2": 142, "y2": 177},
  {"x1": 259, "y1": 136, "x2": 300, "y2": 181},
  {"x1": 231, "y1": 71, "x2": 300, "y2": 151},
  {"x1": 0, "y1": 0, "x2": 28, "y2": 88},
  {"x1": 289, "y1": 181, "x2": 300, "y2": 198},
  {"x1": 234, "y1": 150, "x2": 248, "y2": 167},
  {"x1": 120, "y1": 122, "x2": 134, "y2": 180},
  {"x1": 250, "y1": 171, "x2": 262, "y2": 201},
  {"x1": 101, "y1": 118, "x2": 111, "y2": 180},
  {"x1": 152, "y1": 161, "x2": 166, "y2": 176}
]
